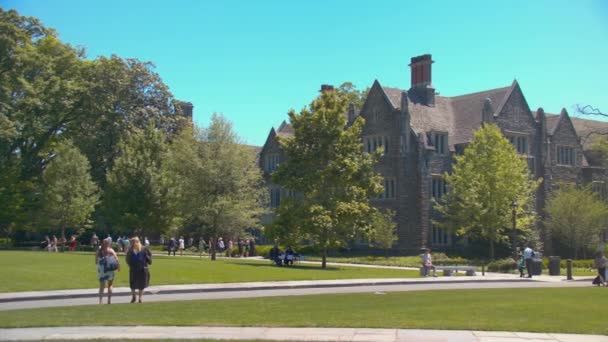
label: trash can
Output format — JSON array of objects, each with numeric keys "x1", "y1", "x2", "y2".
[
  {"x1": 531, "y1": 257, "x2": 543, "y2": 276},
  {"x1": 548, "y1": 256, "x2": 561, "y2": 276}
]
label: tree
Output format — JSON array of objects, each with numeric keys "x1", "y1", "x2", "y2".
[
  {"x1": 370, "y1": 210, "x2": 398, "y2": 258},
  {"x1": 41, "y1": 141, "x2": 99, "y2": 239},
  {"x1": 270, "y1": 89, "x2": 383, "y2": 268},
  {"x1": 545, "y1": 184, "x2": 607, "y2": 258},
  {"x1": 167, "y1": 115, "x2": 265, "y2": 260},
  {"x1": 102, "y1": 126, "x2": 177, "y2": 238},
  {"x1": 337, "y1": 82, "x2": 369, "y2": 110},
  {"x1": 0, "y1": 9, "x2": 91, "y2": 232},
  {"x1": 435, "y1": 124, "x2": 540, "y2": 259}
]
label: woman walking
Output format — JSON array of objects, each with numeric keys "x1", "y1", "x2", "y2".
[
  {"x1": 126, "y1": 237, "x2": 152, "y2": 303},
  {"x1": 96, "y1": 238, "x2": 120, "y2": 304}
]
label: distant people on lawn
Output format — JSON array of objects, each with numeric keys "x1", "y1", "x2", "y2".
[
  {"x1": 168, "y1": 237, "x2": 177, "y2": 256},
  {"x1": 248, "y1": 238, "x2": 255, "y2": 256},
  {"x1": 217, "y1": 237, "x2": 225, "y2": 254},
  {"x1": 244, "y1": 239, "x2": 249, "y2": 257},
  {"x1": 126, "y1": 237, "x2": 152, "y2": 303},
  {"x1": 199, "y1": 237, "x2": 207, "y2": 256},
  {"x1": 96, "y1": 238, "x2": 120, "y2": 304},
  {"x1": 421, "y1": 248, "x2": 437, "y2": 277},
  {"x1": 178, "y1": 236, "x2": 185, "y2": 256},
  {"x1": 144, "y1": 236, "x2": 150, "y2": 248},
  {"x1": 518, "y1": 252, "x2": 526, "y2": 278},
  {"x1": 90, "y1": 233, "x2": 99, "y2": 250},
  {"x1": 227, "y1": 239, "x2": 234, "y2": 257},
  {"x1": 69, "y1": 235, "x2": 77, "y2": 252},
  {"x1": 123, "y1": 236, "x2": 130, "y2": 252},
  {"x1": 284, "y1": 246, "x2": 295, "y2": 266},
  {"x1": 523, "y1": 245, "x2": 534, "y2": 278},
  {"x1": 51, "y1": 235, "x2": 58, "y2": 252},
  {"x1": 43, "y1": 235, "x2": 51, "y2": 252},
  {"x1": 270, "y1": 244, "x2": 282, "y2": 266},
  {"x1": 237, "y1": 239, "x2": 244, "y2": 257},
  {"x1": 594, "y1": 249, "x2": 606, "y2": 287}
]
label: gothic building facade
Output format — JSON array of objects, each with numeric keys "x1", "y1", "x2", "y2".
[{"x1": 259, "y1": 54, "x2": 608, "y2": 253}]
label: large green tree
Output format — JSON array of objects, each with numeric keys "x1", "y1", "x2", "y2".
[
  {"x1": 41, "y1": 141, "x2": 99, "y2": 239},
  {"x1": 167, "y1": 115, "x2": 265, "y2": 260},
  {"x1": 435, "y1": 124, "x2": 540, "y2": 259},
  {"x1": 545, "y1": 184, "x2": 607, "y2": 258},
  {"x1": 370, "y1": 210, "x2": 398, "y2": 258},
  {"x1": 102, "y1": 126, "x2": 177, "y2": 238},
  {"x1": 270, "y1": 89, "x2": 383, "y2": 268},
  {"x1": 0, "y1": 9, "x2": 90, "y2": 232}
]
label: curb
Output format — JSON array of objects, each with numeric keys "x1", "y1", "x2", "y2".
[{"x1": 0, "y1": 278, "x2": 536, "y2": 304}]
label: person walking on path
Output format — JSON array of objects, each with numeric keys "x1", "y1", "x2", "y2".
[
  {"x1": 594, "y1": 249, "x2": 606, "y2": 287},
  {"x1": 51, "y1": 235, "x2": 58, "y2": 252},
  {"x1": 126, "y1": 237, "x2": 152, "y2": 303},
  {"x1": 178, "y1": 236, "x2": 185, "y2": 256},
  {"x1": 96, "y1": 238, "x2": 120, "y2": 304},
  {"x1": 421, "y1": 248, "x2": 437, "y2": 277},
  {"x1": 226, "y1": 239, "x2": 234, "y2": 257},
  {"x1": 523, "y1": 245, "x2": 534, "y2": 278},
  {"x1": 248, "y1": 238, "x2": 255, "y2": 257},
  {"x1": 90, "y1": 233, "x2": 99, "y2": 250},
  {"x1": 168, "y1": 238, "x2": 177, "y2": 256}
]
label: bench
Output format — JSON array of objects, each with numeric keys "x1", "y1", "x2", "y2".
[{"x1": 420, "y1": 265, "x2": 477, "y2": 276}]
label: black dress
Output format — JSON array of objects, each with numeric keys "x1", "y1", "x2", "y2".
[{"x1": 126, "y1": 248, "x2": 152, "y2": 290}]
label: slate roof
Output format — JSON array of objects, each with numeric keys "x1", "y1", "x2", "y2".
[
  {"x1": 543, "y1": 113, "x2": 608, "y2": 147},
  {"x1": 381, "y1": 84, "x2": 511, "y2": 146}
]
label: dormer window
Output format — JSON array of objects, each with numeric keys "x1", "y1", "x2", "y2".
[
  {"x1": 557, "y1": 146, "x2": 574, "y2": 166},
  {"x1": 432, "y1": 132, "x2": 448, "y2": 155}
]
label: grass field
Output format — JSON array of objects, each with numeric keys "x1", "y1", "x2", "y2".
[
  {"x1": 0, "y1": 288, "x2": 605, "y2": 335},
  {"x1": 0, "y1": 251, "x2": 420, "y2": 292}
]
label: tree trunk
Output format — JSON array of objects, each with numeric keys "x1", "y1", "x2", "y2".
[
  {"x1": 210, "y1": 237, "x2": 216, "y2": 261},
  {"x1": 322, "y1": 246, "x2": 327, "y2": 269},
  {"x1": 489, "y1": 240, "x2": 495, "y2": 260}
]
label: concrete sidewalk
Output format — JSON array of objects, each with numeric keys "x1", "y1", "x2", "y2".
[
  {"x1": 1, "y1": 326, "x2": 606, "y2": 341},
  {"x1": 0, "y1": 273, "x2": 587, "y2": 303}
]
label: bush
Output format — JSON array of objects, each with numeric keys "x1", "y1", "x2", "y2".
[{"x1": 487, "y1": 258, "x2": 517, "y2": 273}]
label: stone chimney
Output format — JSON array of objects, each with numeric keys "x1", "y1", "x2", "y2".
[
  {"x1": 320, "y1": 84, "x2": 334, "y2": 92},
  {"x1": 348, "y1": 102, "x2": 356, "y2": 123},
  {"x1": 408, "y1": 54, "x2": 435, "y2": 106},
  {"x1": 177, "y1": 101, "x2": 194, "y2": 121}
]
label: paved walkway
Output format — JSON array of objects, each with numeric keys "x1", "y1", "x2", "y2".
[
  {"x1": 1, "y1": 326, "x2": 607, "y2": 341},
  {"x1": 0, "y1": 258, "x2": 600, "y2": 341}
]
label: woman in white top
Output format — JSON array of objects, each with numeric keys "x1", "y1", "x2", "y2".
[
  {"x1": 178, "y1": 236, "x2": 185, "y2": 256},
  {"x1": 96, "y1": 238, "x2": 120, "y2": 304}
]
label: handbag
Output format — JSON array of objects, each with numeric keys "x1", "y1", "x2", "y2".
[{"x1": 104, "y1": 255, "x2": 119, "y2": 271}]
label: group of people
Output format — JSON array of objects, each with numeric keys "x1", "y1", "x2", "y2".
[
  {"x1": 42, "y1": 235, "x2": 76, "y2": 252},
  {"x1": 517, "y1": 245, "x2": 538, "y2": 278},
  {"x1": 95, "y1": 236, "x2": 152, "y2": 305},
  {"x1": 164, "y1": 236, "x2": 257, "y2": 258}
]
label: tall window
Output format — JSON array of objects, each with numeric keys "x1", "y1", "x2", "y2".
[
  {"x1": 431, "y1": 224, "x2": 450, "y2": 246},
  {"x1": 433, "y1": 132, "x2": 447, "y2": 155},
  {"x1": 592, "y1": 181, "x2": 608, "y2": 201},
  {"x1": 508, "y1": 136, "x2": 528, "y2": 155},
  {"x1": 431, "y1": 176, "x2": 446, "y2": 200},
  {"x1": 270, "y1": 188, "x2": 281, "y2": 208},
  {"x1": 265, "y1": 154, "x2": 280, "y2": 172},
  {"x1": 375, "y1": 178, "x2": 396, "y2": 199},
  {"x1": 364, "y1": 136, "x2": 389, "y2": 155},
  {"x1": 557, "y1": 146, "x2": 574, "y2": 165}
]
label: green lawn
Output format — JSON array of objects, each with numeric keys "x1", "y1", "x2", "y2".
[
  {"x1": 0, "y1": 251, "x2": 419, "y2": 292},
  {"x1": 0, "y1": 288, "x2": 605, "y2": 335}
]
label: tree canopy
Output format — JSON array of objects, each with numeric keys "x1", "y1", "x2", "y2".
[
  {"x1": 545, "y1": 184, "x2": 607, "y2": 258},
  {"x1": 270, "y1": 89, "x2": 382, "y2": 268},
  {"x1": 435, "y1": 124, "x2": 540, "y2": 259}
]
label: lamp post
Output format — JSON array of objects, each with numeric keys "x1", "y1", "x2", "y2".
[{"x1": 511, "y1": 199, "x2": 518, "y2": 260}]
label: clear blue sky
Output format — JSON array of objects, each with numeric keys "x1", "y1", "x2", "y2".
[{"x1": 3, "y1": 0, "x2": 607, "y2": 146}]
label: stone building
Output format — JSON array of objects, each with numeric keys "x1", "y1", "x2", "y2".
[{"x1": 259, "y1": 54, "x2": 608, "y2": 253}]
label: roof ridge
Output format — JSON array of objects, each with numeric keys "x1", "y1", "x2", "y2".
[{"x1": 448, "y1": 85, "x2": 511, "y2": 99}]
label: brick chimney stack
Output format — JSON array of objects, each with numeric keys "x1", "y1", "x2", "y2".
[
  {"x1": 408, "y1": 54, "x2": 435, "y2": 106},
  {"x1": 409, "y1": 54, "x2": 433, "y2": 88}
]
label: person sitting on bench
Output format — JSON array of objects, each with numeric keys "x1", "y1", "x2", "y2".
[{"x1": 269, "y1": 244, "x2": 283, "y2": 266}]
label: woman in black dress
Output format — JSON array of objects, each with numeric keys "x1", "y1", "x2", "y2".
[{"x1": 126, "y1": 237, "x2": 152, "y2": 303}]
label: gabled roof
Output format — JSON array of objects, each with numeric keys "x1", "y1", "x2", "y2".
[{"x1": 375, "y1": 81, "x2": 512, "y2": 146}]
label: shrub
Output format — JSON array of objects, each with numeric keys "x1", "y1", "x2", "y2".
[{"x1": 487, "y1": 258, "x2": 517, "y2": 273}]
